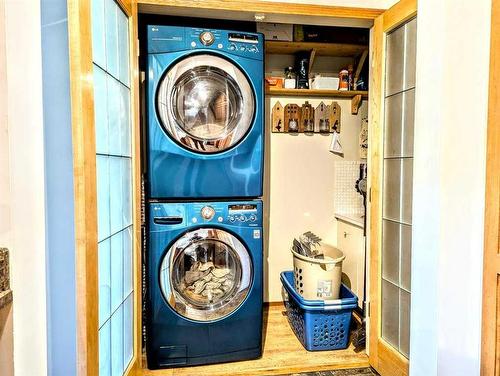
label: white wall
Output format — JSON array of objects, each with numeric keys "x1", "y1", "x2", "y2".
[
  {"x1": 4, "y1": 0, "x2": 48, "y2": 375},
  {"x1": 0, "y1": 1, "x2": 14, "y2": 375},
  {"x1": 0, "y1": 0, "x2": 10, "y2": 249},
  {"x1": 411, "y1": 0, "x2": 491, "y2": 375},
  {"x1": 264, "y1": 97, "x2": 366, "y2": 301}
]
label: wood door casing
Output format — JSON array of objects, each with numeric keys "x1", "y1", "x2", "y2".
[
  {"x1": 368, "y1": 0, "x2": 417, "y2": 375},
  {"x1": 481, "y1": 0, "x2": 500, "y2": 374},
  {"x1": 68, "y1": 0, "x2": 141, "y2": 374}
]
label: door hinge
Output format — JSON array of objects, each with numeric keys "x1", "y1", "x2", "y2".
[
  {"x1": 368, "y1": 187, "x2": 372, "y2": 203},
  {"x1": 141, "y1": 224, "x2": 147, "y2": 348},
  {"x1": 141, "y1": 174, "x2": 146, "y2": 226},
  {"x1": 364, "y1": 301, "x2": 371, "y2": 318},
  {"x1": 140, "y1": 173, "x2": 147, "y2": 348}
]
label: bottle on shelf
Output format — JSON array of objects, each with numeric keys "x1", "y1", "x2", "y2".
[
  {"x1": 284, "y1": 66, "x2": 296, "y2": 89},
  {"x1": 295, "y1": 53, "x2": 309, "y2": 89},
  {"x1": 339, "y1": 69, "x2": 349, "y2": 91}
]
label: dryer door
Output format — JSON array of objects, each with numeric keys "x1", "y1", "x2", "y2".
[
  {"x1": 156, "y1": 54, "x2": 255, "y2": 153},
  {"x1": 159, "y1": 228, "x2": 253, "y2": 321}
]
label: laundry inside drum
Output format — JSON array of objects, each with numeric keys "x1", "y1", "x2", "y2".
[{"x1": 172, "y1": 239, "x2": 242, "y2": 308}]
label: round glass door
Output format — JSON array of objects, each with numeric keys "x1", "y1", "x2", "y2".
[
  {"x1": 156, "y1": 54, "x2": 255, "y2": 153},
  {"x1": 159, "y1": 228, "x2": 253, "y2": 322}
]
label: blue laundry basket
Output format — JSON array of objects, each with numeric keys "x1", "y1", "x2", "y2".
[{"x1": 280, "y1": 271, "x2": 358, "y2": 351}]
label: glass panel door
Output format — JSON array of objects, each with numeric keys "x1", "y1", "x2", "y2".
[
  {"x1": 381, "y1": 17, "x2": 417, "y2": 359},
  {"x1": 159, "y1": 228, "x2": 253, "y2": 321},
  {"x1": 91, "y1": 0, "x2": 133, "y2": 375},
  {"x1": 156, "y1": 54, "x2": 255, "y2": 153}
]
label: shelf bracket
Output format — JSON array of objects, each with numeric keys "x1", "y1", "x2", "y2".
[
  {"x1": 354, "y1": 49, "x2": 369, "y2": 85},
  {"x1": 308, "y1": 48, "x2": 317, "y2": 76},
  {"x1": 351, "y1": 94, "x2": 363, "y2": 115}
]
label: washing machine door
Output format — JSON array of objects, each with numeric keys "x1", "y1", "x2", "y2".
[
  {"x1": 159, "y1": 228, "x2": 253, "y2": 321},
  {"x1": 156, "y1": 54, "x2": 255, "y2": 153}
]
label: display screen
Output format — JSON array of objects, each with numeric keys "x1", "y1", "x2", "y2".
[
  {"x1": 228, "y1": 33, "x2": 259, "y2": 44},
  {"x1": 228, "y1": 204, "x2": 257, "y2": 212}
]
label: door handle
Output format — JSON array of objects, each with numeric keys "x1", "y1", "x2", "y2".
[{"x1": 154, "y1": 216, "x2": 183, "y2": 225}]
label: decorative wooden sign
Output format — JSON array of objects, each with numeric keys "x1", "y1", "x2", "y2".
[
  {"x1": 284, "y1": 103, "x2": 301, "y2": 133},
  {"x1": 301, "y1": 101, "x2": 314, "y2": 133},
  {"x1": 329, "y1": 101, "x2": 341, "y2": 133},
  {"x1": 314, "y1": 101, "x2": 330, "y2": 133},
  {"x1": 271, "y1": 101, "x2": 285, "y2": 132}
]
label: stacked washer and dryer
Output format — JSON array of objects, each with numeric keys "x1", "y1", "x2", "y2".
[{"x1": 145, "y1": 25, "x2": 265, "y2": 369}]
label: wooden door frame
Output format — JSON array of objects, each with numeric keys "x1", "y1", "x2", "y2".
[
  {"x1": 68, "y1": 0, "x2": 141, "y2": 374},
  {"x1": 368, "y1": 0, "x2": 416, "y2": 374},
  {"x1": 137, "y1": 0, "x2": 383, "y2": 21},
  {"x1": 68, "y1": 0, "x2": 404, "y2": 374},
  {"x1": 481, "y1": 0, "x2": 500, "y2": 374},
  {"x1": 133, "y1": 0, "x2": 385, "y2": 372}
]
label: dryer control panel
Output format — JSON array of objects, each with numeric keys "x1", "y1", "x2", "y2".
[
  {"x1": 150, "y1": 201, "x2": 263, "y2": 229},
  {"x1": 147, "y1": 25, "x2": 264, "y2": 61}
]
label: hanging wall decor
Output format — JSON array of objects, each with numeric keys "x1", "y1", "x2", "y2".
[
  {"x1": 329, "y1": 101, "x2": 341, "y2": 133},
  {"x1": 272, "y1": 101, "x2": 343, "y2": 134},
  {"x1": 301, "y1": 101, "x2": 314, "y2": 133},
  {"x1": 314, "y1": 101, "x2": 330, "y2": 133},
  {"x1": 272, "y1": 101, "x2": 285, "y2": 132}
]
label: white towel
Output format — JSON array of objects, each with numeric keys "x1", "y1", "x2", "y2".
[{"x1": 329, "y1": 132, "x2": 343, "y2": 156}]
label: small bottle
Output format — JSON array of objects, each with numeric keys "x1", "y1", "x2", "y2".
[
  {"x1": 284, "y1": 66, "x2": 296, "y2": 89},
  {"x1": 295, "y1": 54, "x2": 309, "y2": 89},
  {"x1": 339, "y1": 69, "x2": 349, "y2": 91}
]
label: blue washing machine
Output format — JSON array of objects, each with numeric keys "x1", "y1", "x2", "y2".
[
  {"x1": 146, "y1": 26, "x2": 264, "y2": 199},
  {"x1": 146, "y1": 200, "x2": 263, "y2": 369}
]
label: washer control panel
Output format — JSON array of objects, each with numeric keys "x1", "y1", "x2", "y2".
[
  {"x1": 192, "y1": 203, "x2": 260, "y2": 227},
  {"x1": 150, "y1": 201, "x2": 262, "y2": 228},
  {"x1": 188, "y1": 29, "x2": 262, "y2": 57},
  {"x1": 147, "y1": 25, "x2": 263, "y2": 60}
]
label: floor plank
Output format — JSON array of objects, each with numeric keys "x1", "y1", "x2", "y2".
[{"x1": 139, "y1": 303, "x2": 368, "y2": 376}]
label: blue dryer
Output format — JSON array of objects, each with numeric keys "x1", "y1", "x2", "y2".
[
  {"x1": 146, "y1": 26, "x2": 264, "y2": 199},
  {"x1": 146, "y1": 200, "x2": 263, "y2": 369}
]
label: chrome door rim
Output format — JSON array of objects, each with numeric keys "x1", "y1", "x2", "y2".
[
  {"x1": 159, "y1": 228, "x2": 253, "y2": 322},
  {"x1": 156, "y1": 54, "x2": 255, "y2": 154}
]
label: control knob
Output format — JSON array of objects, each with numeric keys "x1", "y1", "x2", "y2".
[
  {"x1": 199, "y1": 31, "x2": 215, "y2": 46},
  {"x1": 200, "y1": 206, "x2": 215, "y2": 220}
]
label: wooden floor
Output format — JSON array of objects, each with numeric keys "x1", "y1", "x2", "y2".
[{"x1": 139, "y1": 303, "x2": 368, "y2": 376}]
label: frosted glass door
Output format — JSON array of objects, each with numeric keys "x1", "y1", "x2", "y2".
[
  {"x1": 381, "y1": 17, "x2": 417, "y2": 358},
  {"x1": 91, "y1": 0, "x2": 133, "y2": 375}
]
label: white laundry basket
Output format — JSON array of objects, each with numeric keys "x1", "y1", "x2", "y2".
[{"x1": 291, "y1": 244, "x2": 345, "y2": 300}]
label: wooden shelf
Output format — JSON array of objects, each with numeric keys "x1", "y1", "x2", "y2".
[
  {"x1": 266, "y1": 87, "x2": 368, "y2": 98},
  {"x1": 265, "y1": 41, "x2": 367, "y2": 57}
]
